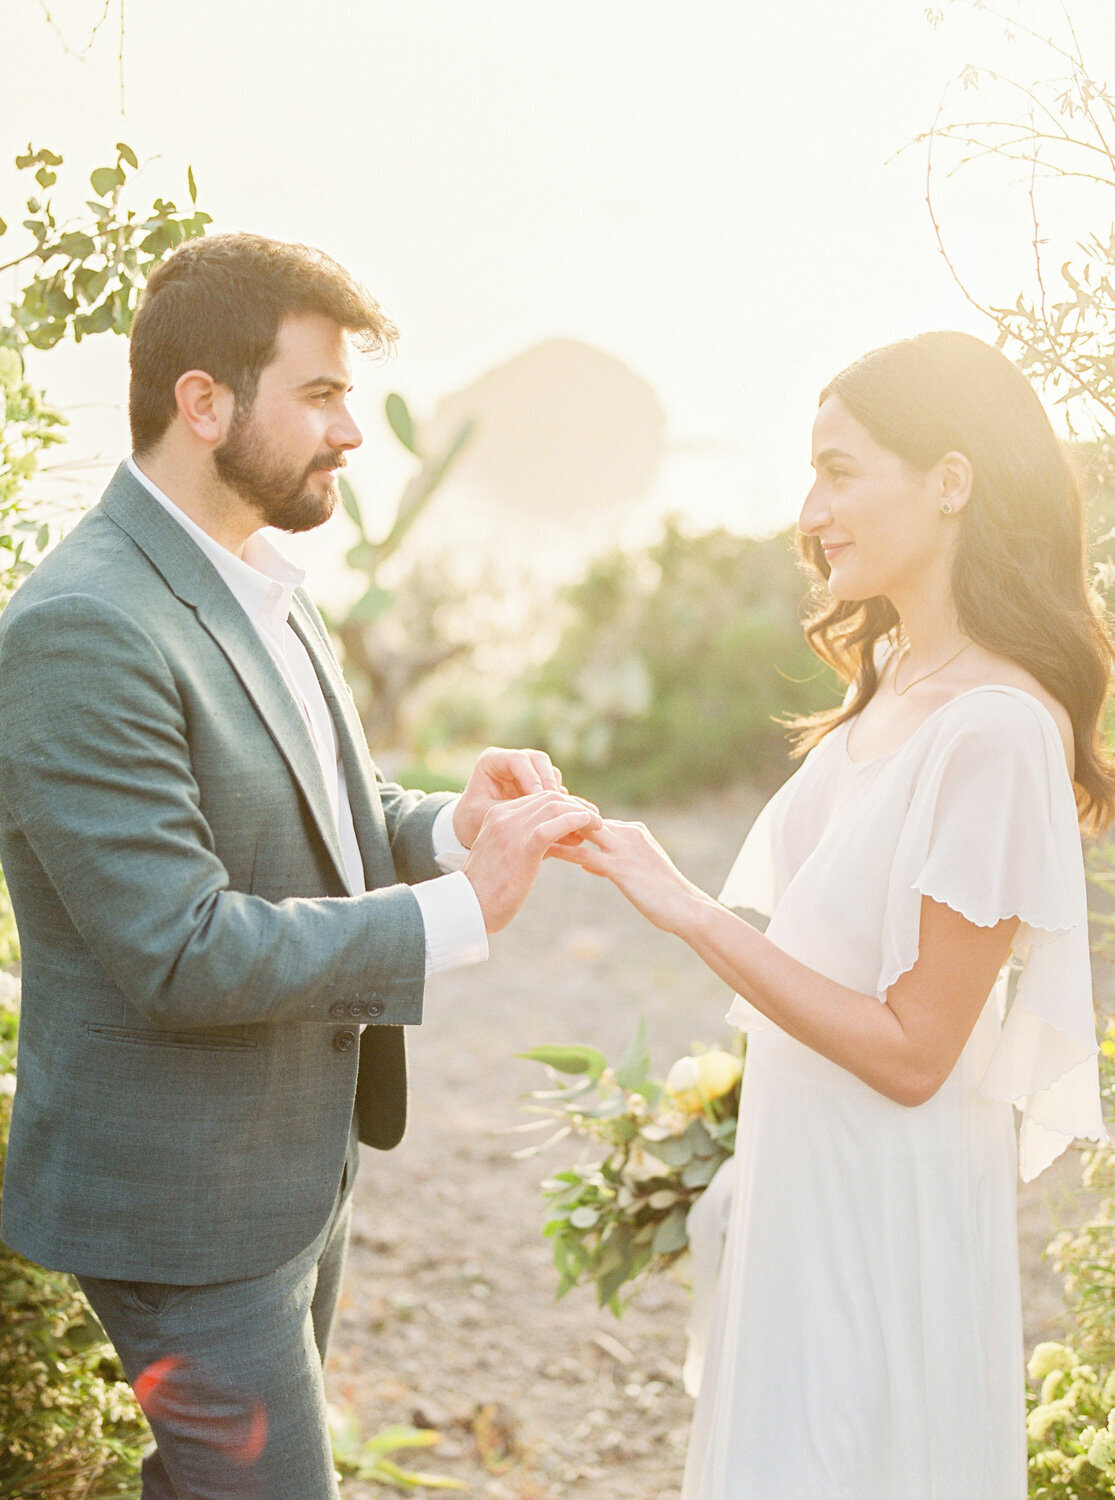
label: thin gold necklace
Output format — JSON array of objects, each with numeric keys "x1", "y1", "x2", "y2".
[{"x1": 892, "y1": 640, "x2": 972, "y2": 697}]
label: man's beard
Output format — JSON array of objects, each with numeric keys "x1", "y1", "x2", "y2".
[{"x1": 214, "y1": 412, "x2": 343, "y2": 534}]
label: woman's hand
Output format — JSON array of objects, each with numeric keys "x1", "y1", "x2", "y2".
[{"x1": 550, "y1": 818, "x2": 714, "y2": 935}]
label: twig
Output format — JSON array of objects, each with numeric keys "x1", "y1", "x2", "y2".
[{"x1": 36, "y1": 0, "x2": 113, "y2": 59}]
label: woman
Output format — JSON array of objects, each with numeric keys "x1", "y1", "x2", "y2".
[{"x1": 557, "y1": 332, "x2": 1114, "y2": 1498}]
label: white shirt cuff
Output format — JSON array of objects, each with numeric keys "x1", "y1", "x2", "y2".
[
  {"x1": 410, "y1": 870, "x2": 489, "y2": 976},
  {"x1": 431, "y1": 796, "x2": 470, "y2": 872}
]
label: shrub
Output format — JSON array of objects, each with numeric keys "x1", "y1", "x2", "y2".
[
  {"x1": 504, "y1": 519, "x2": 841, "y2": 805},
  {"x1": 0, "y1": 973, "x2": 149, "y2": 1497}
]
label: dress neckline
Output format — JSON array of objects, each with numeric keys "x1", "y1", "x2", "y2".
[{"x1": 841, "y1": 683, "x2": 1067, "y2": 770}]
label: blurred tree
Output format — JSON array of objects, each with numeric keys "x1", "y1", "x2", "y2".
[
  {"x1": 505, "y1": 520, "x2": 841, "y2": 805},
  {"x1": 328, "y1": 392, "x2": 475, "y2": 744}
]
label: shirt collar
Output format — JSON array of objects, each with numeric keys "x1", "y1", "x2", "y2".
[{"x1": 126, "y1": 457, "x2": 305, "y2": 634}]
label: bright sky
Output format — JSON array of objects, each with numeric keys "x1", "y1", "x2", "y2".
[{"x1": 3, "y1": 0, "x2": 1114, "y2": 588}]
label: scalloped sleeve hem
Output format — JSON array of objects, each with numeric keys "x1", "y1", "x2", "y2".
[{"x1": 875, "y1": 691, "x2": 1107, "y2": 1179}]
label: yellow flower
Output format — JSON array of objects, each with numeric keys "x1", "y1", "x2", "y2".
[
  {"x1": 666, "y1": 1050, "x2": 742, "y2": 1114},
  {"x1": 1028, "y1": 1342, "x2": 1077, "y2": 1382}
]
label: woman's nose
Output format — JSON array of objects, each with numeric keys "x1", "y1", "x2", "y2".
[{"x1": 798, "y1": 481, "x2": 830, "y2": 536}]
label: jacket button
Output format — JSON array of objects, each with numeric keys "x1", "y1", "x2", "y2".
[
  {"x1": 366, "y1": 1001, "x2": 384, "y2": 1018},
  {"x1": 348, "y1": 1002, "x2": 365, "y2": 1019},
  {"x1": 333, "y1": 1029, "x2": 357, "y2": 1053},
  {"x1": 329, "y1": 1002, "x2": 347, "y2": 1019}
]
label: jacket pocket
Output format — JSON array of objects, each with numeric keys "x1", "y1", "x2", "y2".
[{"x1": 85, "y1": 1023, "x2": 260, "y2": 1052}]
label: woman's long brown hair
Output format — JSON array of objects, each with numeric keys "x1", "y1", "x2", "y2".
[{"x1": 790, "y1": 331, "x2": 1115, "y2": 832}]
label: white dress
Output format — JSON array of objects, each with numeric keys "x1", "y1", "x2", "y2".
[{"x1": 682, "y1": 685, "x2": 1108, "y2": 1500}]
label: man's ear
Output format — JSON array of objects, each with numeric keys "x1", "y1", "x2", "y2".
[{"x1": 173, "y1": 370, "x2": 237, "y2": 447}]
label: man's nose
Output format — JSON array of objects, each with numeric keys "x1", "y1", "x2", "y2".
[{"x1": 331, "y1": 405, "x2": 363, "y2": 452}]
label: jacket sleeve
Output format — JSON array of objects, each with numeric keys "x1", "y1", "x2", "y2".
[{"x1": 0, "y1": 592, "x2": 428, "y2": 1028}]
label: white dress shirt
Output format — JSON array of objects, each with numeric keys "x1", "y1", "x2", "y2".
[{"x1": 126, "y1": 458, "x2": 488, "y2": 976}]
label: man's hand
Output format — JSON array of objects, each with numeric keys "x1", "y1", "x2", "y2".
[
  {"x1": 462, "y1": 791, "x2": 602, "y2": 933},
  {"x1": 453, "y1": 747, "x2": 565, "y2": 848}
]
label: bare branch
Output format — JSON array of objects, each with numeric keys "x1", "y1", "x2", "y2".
[{"x1": 35, "y1": 0, "x2": 113, "y2": 60}]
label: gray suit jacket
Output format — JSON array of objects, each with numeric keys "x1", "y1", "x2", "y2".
[{"x1": 0, "y1": 464, "x2": 455, "y2": 1283}]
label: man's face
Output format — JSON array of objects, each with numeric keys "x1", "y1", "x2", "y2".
[{"x1": 214, "y1": 313, "x2": 362, "y2": 533}]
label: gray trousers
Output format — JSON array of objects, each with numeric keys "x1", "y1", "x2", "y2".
[{"x1": 78, "y1": 1165, "x2": 353, "y2": 1500}]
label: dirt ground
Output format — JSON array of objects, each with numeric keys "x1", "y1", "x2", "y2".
[{"x1": 328, "y1": 788, "x2": 1097, "y2": 1499}]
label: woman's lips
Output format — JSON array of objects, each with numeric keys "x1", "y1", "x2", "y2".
[{"x1": 822, "y1": 542, "x2": 852, "y2": 561}]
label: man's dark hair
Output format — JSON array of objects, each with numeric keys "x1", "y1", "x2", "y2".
[{"x1": 128, "y1": 233, "x2": 397, "y2": 453}]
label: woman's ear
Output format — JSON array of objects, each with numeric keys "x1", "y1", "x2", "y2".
[{"x1": 937, "y1": 450, "x2": 974, "y2": 516}]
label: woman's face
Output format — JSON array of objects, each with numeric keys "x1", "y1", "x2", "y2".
[{"x1": 799, "y1": 395, "x2": 954, "y2": 605}]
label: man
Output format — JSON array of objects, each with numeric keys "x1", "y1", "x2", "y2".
[{"x1": 0, "y1": 233, "x2": 597, "y2": 1498}]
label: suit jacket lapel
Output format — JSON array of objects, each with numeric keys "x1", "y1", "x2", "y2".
[
  {"x1": 288, "y1": 594, "x2": 397, "y2": 891},
  {"x1": 100, "y1": 464, "x2": 354, "y2": 896}
]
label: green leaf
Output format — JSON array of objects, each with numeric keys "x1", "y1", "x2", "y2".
[
  {"x1": 117, "y1": 141, "x2": 139, "y2": 169},
  {"x1": 569, "y1": 1206, "x2": 600, "y2": 1230},
  {"x1": 34, "y1": 167, "x2": 56, "y2": 189},
  {"x1": 362, "y1": 1424, "x2": 443, "y2": 1455},
  {"x1": 339, "y1": 475, "x2": 364, "y2": 533},
  {"x1": 90, "y1": 165, "x2": 125, "y2": 198},
  {"x1": 681, "y1": 1153, "x2": 723, "y2": 1189},
  {"x1": 385, "y1": 392, "x2": 420, "y2": 454},
  {"x1": 518, "y1": 1044, "x2": 607, "y2": 1079},
  {"x1": 0, "y1": 216, "x2": 6, "y2": 236},
  {"x1": 615, "y1": 1017, "x2": 651, "y2": 1092},
  {"x1": 347, "y1": 583, "x2": 392, "y2": 623},
  {"x1": 58, "y1": 231, "x2": 96, "y2": 261},
  {"x1": 651, "y1": 1205, "x2": 689, "y2": 1256},
  {"x1": 187, "y1": 164, "x2": 198, "y2": 203}
]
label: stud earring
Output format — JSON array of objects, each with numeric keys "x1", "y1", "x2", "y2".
[{"x1": 941, "y1": 502, "x2": 954, "y2": 515}]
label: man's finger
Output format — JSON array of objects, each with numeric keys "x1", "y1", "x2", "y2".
[
  {"x1": 527, "y1": 750, "x2": 562, "y2": 792},
  {"x1": 532, "y1": 808, "x2": 603, "y2": 846}
]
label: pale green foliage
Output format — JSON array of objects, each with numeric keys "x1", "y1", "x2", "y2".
[
  {"x1": 1, "y1": 143, "x2": 210, "y2": 350},
  {"x1": 521, "y1": 1023, "x2": 742, "y2": 1311},
  {"x1": 0, "y1": 975, "x2": 148, "y2": 1498},
  {"x1": 507, "y1": 520, "x2": 840, "y2": 803},
  {"x1": 330, "y1": 394, "x2": 476, "y2": 744},
  {"x1": 0, "y1": 140, "x2": 213, "y2": 1497},
  {"x1": 329, "y1": 1408, "x2": 467, "y2": 1491},
  {"x1": 1026, "y1": 1343, "x2": 1115, "y2": 1499},
  {"x1": 0, "y1": 345, "x2": 64, "y2": 605}
]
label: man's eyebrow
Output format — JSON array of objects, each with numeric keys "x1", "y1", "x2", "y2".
[{"x1": 294, "y1": 376, "x2": 352, "y2": 393}]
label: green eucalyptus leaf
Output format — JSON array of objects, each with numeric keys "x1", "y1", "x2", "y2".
[
  {"x1": 188, "y1": 164, "x2": 198, "y2": 203},
  {"x1": 90, "y1": 165, "x2": 125, "y2": 198},
  {"x1": 34, "y1": 167, "x2": 56, "y2": 190},
  {"x1": 681, "y1": 1154, "x2": 723, "y2": 1189},
  {"x1": 348, "y1": 583, "x2": 392, "y2": 623},
  {"x1": 58, "y1": 231, "x2": 96, "y2": 261},
  {"x1": 518, "y1": 1044, "x2": 607, "y2": 1078},
  {"x1": 117, "y1": 141, "x2": 139, "y2": 169},
  {"x1": 0, "y1": 216, "x2": 6, "y2": 237},
  {"x1": 615, "y1": 1017, "x2": 651, "y2": 1092},
  {"x1": 569, "y1": 1206, "x2": 600, "y2": 1230},
  {"x1": 651, "y1": 1205, "x2": 689, "y2": 1256},
  {"x1": 385, "y1": 392, "x2": 419, "y2": 454},
  {"x1": 339, "y1": 475, "x2": 364, "y2": 533}
]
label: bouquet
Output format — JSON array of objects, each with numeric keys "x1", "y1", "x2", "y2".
[{"x1": 517, "y1": 1021, "x2": 743, "y2": 1312}]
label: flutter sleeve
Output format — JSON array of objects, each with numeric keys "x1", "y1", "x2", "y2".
[
  {"x1": 877, "y1": 688, "x2": 1108, "y2": 1180},
  {"x1": 718, "y1": 793, "x2": 781, "y2": 918}
]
